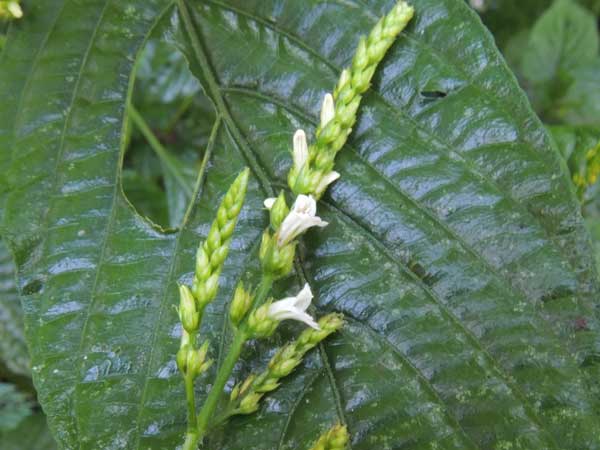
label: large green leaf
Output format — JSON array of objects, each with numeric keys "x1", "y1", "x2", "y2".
[
  {"x1": 477, "y1": 0, "x2": 600, "y2": 48},
  {"x1": 0, "y1": 238, "x2": 30, "y2": 377},
  {"x1": 0, "y1": 412, "x2": 57, "y2": 450},
  {"x1": 482, "y1": 0, "x2": 600, "y2": 127},
  {"x1": 2, "y1": 1, "x2": 600, "y2": 449}
]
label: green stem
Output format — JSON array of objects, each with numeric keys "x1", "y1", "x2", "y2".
[
  {"x1": 250, "y1": 273, "x2": 275, "y2": 310},
  {"x1": 127, "y1": 103, "x2": 193, "y2": 197},
  {"x1": 183, "y1": 431, "x2": 199, "y2": 450},
  {"x1": 196, "y1": 330, "x2": 247, "y2": 440},
  {"x1": 194, "y1": 274, "x2": 274, "y2": 445},
  {"x1": 185, "y1": 373, "x2": 197, "y2": 431},
  {"x1": 166, "y1": 95, "x2": 194, "y2": 133},
  {"x1": 181, "y1": 326, "x2": 200, "y2": 450}
]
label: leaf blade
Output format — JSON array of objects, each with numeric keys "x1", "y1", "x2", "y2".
[{"x1": 1, "y1": 0, "x2": 600, "y2": 449}]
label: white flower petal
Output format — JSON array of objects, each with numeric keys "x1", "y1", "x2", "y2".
[
  {"x1": 264, "y1": 198, "x2": 277, "y2": 209},
  {"x1": 267, "y1": 297, "x2": 298, "y2": 318},
  {"x1": 267, "y1": 284, "x2": 320, "y2": 330},
  {"x1": 293, "y1": 129, "x2": 308, "y2": 170},
  {"x1": 289, "y1": 310, "x2": 320, "y2": 329},
  {"x1": 338, "y1": 69, "x2": 350, "y2": 89},
  {"x1": 316, "y1": 171, "x2": 340, "y2": 194},
  {"x1": 320, "y1": 93, "x2": 335, "y2": 128},
  {"x1": 277, "y1": 195, "x2": 328, "y2": 246},
  {"x1": 292, "y1": 194, "x2": 316, "y2": 216},
  {"x1": 294, "y1": 283, "x2": 313, "y2": 310}
]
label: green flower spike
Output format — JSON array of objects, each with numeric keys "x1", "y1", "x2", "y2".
[
  {"x1": 192, "y1": 168, "x2": 250, "y2": 308},
  {"x1": 231, "y1": 313, "x2": 344, "y2": 414},
  {"x1": 309, "y1": 424, "x2": 350, "y2": 450},
  {"x1": 288, "y1": 0, "x2": 414, "y2": 197},
  {"x1": 178, "y1": 285, "x2": 199, "y2": 334},
  {"x1": 229, "y1": 282, "x2": 253, "y2": 327}
]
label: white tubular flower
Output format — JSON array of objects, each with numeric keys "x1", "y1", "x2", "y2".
[
  {"x1": 316, "y1": 171, "x2": 340, "y2": 194},
  {"x1": 267, "y1": 283, "x2": 319, "y2": 329},
  {"x1": 320, "y1": 93, "x2": 335, "y2": 128},
  {"x1": 277, "y1": 195, "x2": 328, "y2": 246},
  {"x1": 293, "y1": 129, "x2": 308, "y2": 170}
]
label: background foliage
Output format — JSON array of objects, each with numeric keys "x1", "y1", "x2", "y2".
[{"x1": 0, "y1": 0, "x2": 599, "y2": 449}]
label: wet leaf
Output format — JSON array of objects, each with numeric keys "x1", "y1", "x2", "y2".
[
  {"x1": 1, "y1": 1, "x2": 600, "y2": 449},
  {"x1": 0, "y1": 238, "x2": 29, "y2": 377}
]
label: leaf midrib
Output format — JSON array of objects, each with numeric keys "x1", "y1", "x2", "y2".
[
  {"x1": 177, "y1": 0, "x2": 566, "y2": 446},
  {"x1": 319, "y1": 200, "x2": 559, "y2": 443},
  {"x1": 221, "y1": 86, "x2": 557, "y2": 315}
]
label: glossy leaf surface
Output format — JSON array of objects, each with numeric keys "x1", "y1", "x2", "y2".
[
  {"x1": 1, "y1": 1, "x2": 600, "y2": 449},
  {"x1": 0, "y1": 238, "x2": 29, "y2": 377}
]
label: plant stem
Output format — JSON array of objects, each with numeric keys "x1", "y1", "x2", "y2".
[
  {"x1": 196, "y1": 330, "x2": 247, "y2": 440},
  {"x1": 250, "y1": 273, "x2": 275, "y2": 311},
  {"x1": 127, "y1": 103, "x2": 192, "y2": 197},
  {"x1": 193, "y1": 274, "x2": 274, "y2": 446},
  {"x1": 183, "y1": 431, "x2": 199, "y2": 450},
  {"x1": 182, "y1": 327, "x2": 200, "y2": 450},
  {"x1": 185, "y1": 372, "x2": 197, "y2": 431},
  {"x1": 166, "y1": 95, "x2": 194, "y2": 133}
]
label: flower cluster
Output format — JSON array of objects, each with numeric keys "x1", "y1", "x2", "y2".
[
  {"x1": 176, "y1": 169, "x2": 249, "y2": 381},
  {"x1": 175, "y1": 2, "x2": 414, "y2": 449},
  {"x1": 288, "y1": 0, "x2": 414, "y2": 199},
  {"x1": 228, "y1": 313, "x2": 344, "y2": 415}
]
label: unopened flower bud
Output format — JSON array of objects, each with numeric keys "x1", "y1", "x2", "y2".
[
  {"x1": 178, "y1": 285, "x2": 199, "y2": 333},
  {"x1": 247, "y1": 304, "x2": 278, "y2": 338},
  {"x1": 259, "y1": 230, "x2": 296, "y2": 279},
  {"x1": 196, "y1": 273, "x2": 219, "y2": 307},
  {"x1": 297, "y1": 313, "x2": 344, "y2": 352},
  {"x1": 187, "y1": 341, "x2": 211, "y2": 378},
  {"x1": 230, "y1": 282, "x2": 253, "y2": 326},
  {"x1": 240, "y1": 374, "x2": 255, "y2": 394},
  {"x1": 288, "y1": 164, "x2": 313, "y2": 195},
  {"x1": 292, "y1": 129, "x2": 309, "y2": 170},
  {"x1": 238, "y1": 392, "x2": 262, "y2": 414},
  {"x1": 271, "y1": 357, "x2": 300, "y2": 378},
  {"x1": 255, "y1": 378, "x2": 279, "y2": 393},
  {"x1": 230, "y1": 383, "x2": 241, "y2": 402},
  {"x1": 320, "y1": 93, "x2": 335, "y2": 128},
  {"x1": 334, "y1": 69, "x2": 351, "y2": 98},
  {"x1": 264, "y1": 192, "x2": 289, "y2": 230},
  {"x1": 309, "y1": 424, "x2": 349, "y2": 450}
]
